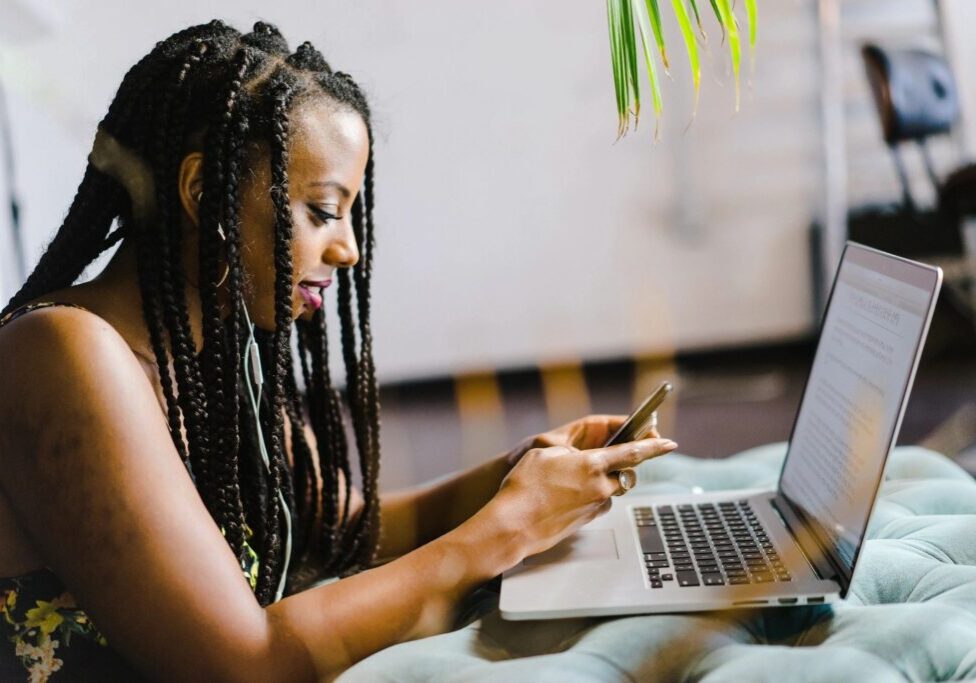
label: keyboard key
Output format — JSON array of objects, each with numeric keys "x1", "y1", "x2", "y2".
[
  {"x1": 638, "y1": 526, "x2": 666, "y2": 554},
  {"x1": 650, "y1": 580, "x2": 663, "y2": 588},
  {"x1": 645, "y1": 552, "x2": 667, "y2": 560},
  {"x1": 676, "y1": 571, "x2": 700, "y2": 587},
  {"x1": 702, "y1": 574, "x2": 725, "y2": 586},
  {"x1": 753, "y1": 572, "x2": 774, "y2": 583},
  {"x1": 729, "y1": 576, "x2": 750, "y2": 585},
  {"x1": 661, "y1": 573, "x2": 673, "y2": 581},
  {"x1": 675, "y1": 563, "x2": 694, "y2": 572},
  {"x1": 646, "y1": 560, "x2": 670, "y2": 568}
]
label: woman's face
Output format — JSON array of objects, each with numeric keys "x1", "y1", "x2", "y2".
[{"x1": 236, "y1": 98, "x2": 370, "y2": 329}]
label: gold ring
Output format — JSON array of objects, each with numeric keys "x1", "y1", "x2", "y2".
[{"x1": 616, "y1": 467, "x2": 638, "y2": 493}]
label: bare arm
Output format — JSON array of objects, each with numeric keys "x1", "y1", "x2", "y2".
[
  {"x1": 0, "y1": 309, "x2": 520, "y2": 682},
  {"x1": 376, "y1": 415, "x2": 629, "y2": 559},
  {"x1": 377, "y1": 455, "x2": 510, "y2": 560}
]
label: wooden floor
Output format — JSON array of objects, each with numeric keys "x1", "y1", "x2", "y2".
[{"x1": 375, "y1": 335, "x2": 976, "y2": 492}]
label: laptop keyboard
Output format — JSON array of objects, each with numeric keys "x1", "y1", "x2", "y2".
[{"x1": 633, "y1": 501, "x2": 792, "y2": 588}]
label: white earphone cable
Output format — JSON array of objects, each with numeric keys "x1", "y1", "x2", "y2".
[{"x1": 241, "y1": 300, "x2": 292, "y2": 603}]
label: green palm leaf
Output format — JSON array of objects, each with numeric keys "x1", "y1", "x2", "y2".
[
  {"x1": 622, "y1": 0, "x2": 643, "y2": 127},
  {"x1": 643, "y1": 0, "x2": 671, "y2": 72},
  {"x1": 607, "y1": 0, "x2": 627, "y2": 137},
  {"x1": 606, "y1": 0, "x2": 756, "y2": 136},
  {"x1": 634, "y1": 0, "x2": 665, "y2": 122},
  {"x1": 714, "y1": 0, "x2": 742, "y2": 109},
  {"x1": 687, "y1": 0, "x2": 706, "y2": 37},
  {"x1": 671, "y1": 0, "x2": 701, "y2": 110},
  {"x1": 745, "y1": 0, "x2": 758, "y2": 60},
  {"x1": 709, "y1": 0, "x2": 726, "y2": 43}
]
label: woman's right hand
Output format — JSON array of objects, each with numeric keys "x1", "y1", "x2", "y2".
[{"x1": 486, "y1": 437, "x2": 678, "y2": 562}]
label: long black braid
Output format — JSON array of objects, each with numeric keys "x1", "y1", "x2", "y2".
[{"x1": 2, "y1": 20, "x2": 382, "y2": 606}]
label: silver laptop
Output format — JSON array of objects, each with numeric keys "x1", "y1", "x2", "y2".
[{"x1": 500, "y1": 242, "x2": 943, "y2": 619}]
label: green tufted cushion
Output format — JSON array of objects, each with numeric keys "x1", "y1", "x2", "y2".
[{"x1": 338, "y1": 444, "x2": 976, "y2": 682}]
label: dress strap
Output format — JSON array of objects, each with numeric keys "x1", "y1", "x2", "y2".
[{"x1": 0, "y1": 301, "x2": 93, "y2": 330}]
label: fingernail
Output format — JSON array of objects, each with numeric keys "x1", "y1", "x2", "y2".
[{"x1": 661, "y1": 440, "x2": 678, "y2": 449}]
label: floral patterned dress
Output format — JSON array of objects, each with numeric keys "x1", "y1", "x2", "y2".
[{"x1": 0, "y1": 301, "x2": 262, "y2": 681}]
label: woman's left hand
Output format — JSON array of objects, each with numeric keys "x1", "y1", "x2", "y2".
[{"x1": 504, "y1": 414, "x2": 660, "y2": 468}]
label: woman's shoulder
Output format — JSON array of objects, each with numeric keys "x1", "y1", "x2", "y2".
[
  {"x1": 0, "y1": 291, "x2": 151, "y2": 439},
  {"x1": 0, "y1": 285, "x2": 104, "y2": 329},
  {"x1": 0, "y1": 284, "x2": 138, "y2": 356},
  {"x1": 0, "y1": 294, "x2": 125, "y2": 360}
]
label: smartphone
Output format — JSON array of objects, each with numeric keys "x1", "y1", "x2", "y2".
[{"x1": 603, "y1": 381, "x2": 672, "y2": 447}]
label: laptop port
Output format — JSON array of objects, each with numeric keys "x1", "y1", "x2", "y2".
[
  {"x1": 778, "y1": 598, "x2": 798, "y2": 605},
  {"x1": 807, "y1": 596, "x2": 825, "y2": 604}
]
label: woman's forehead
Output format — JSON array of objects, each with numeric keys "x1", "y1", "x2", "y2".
[{"x1": 288, "y1": 102, "x2": 369, "y2": 188}]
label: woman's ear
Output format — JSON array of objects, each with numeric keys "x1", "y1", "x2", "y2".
[{"x1": 177, "y1": 151, "x2": 206, "y2": 230}]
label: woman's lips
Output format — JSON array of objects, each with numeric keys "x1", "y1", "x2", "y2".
[{"x1": 298, "y1": 280, "x2": 331, "y2": 311}]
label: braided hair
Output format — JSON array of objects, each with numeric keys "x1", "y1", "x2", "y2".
[{"x1": 1, "y1": 20, "x2": 382, "y2": 606}]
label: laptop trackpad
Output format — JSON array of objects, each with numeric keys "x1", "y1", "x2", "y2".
[{"x1": 523, "y1": 530, "x2": 619, "y2": 565}]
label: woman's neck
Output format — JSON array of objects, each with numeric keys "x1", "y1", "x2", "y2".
[{"x1": 85, "y1": 239, "x2": 209, "y2": 362}]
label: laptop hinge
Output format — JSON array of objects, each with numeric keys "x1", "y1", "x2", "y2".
[{"x1": 771, "y1": 494, "x2": 847, "y2": 590}]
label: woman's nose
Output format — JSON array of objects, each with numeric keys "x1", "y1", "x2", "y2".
[{"x1": 325, "y1": 220, "x2": 360, "y2": 268}]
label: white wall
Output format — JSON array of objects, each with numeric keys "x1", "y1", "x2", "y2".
[{"x1": 0, "y1": 0, "x2": 898, "y2": 382}]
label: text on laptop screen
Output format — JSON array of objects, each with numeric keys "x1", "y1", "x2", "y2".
[{"x1": 779, "y1": 246, "x2": 938, "y2": 575}]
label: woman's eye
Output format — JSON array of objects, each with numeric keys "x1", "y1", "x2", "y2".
[{"x1": 309, "y1": 206, "x2": 341, "y2": 225}]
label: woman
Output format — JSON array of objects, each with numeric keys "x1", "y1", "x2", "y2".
[{"x1": 0, "y1": 20, "x2": 677, "y2": 682}]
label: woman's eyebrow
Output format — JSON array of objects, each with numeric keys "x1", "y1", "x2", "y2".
[{"x1": 306, "y1": 180, "x2": 351, "y2": 198}]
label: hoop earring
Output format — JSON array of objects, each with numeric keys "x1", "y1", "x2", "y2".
[{"x1": 197, "y1": 191, "x2": 230, "y2": 287}]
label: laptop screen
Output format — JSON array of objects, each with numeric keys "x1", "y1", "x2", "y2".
[{"x1": 778, "y1": 243, "x2": 941, "y2": 581}]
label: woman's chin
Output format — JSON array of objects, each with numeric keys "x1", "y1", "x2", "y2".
[{"x1": 296, "y1": 301, "x2": 315, "y2": 322}]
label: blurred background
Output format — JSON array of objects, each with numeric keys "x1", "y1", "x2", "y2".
[{"x1": 2, "y1": 0, "x2": 975, "y2": 490}]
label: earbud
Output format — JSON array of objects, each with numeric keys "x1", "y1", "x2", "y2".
[{"x1": 194, "y1": 191, "x2": 226, "y2": 241}]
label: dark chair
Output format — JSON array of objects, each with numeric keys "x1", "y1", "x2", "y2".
[
  {"x1": 856, "y1": 44, "x2": 976, "y2": 354},
  {"x1": 861, "y1": 43, "x2": 976, "y2": 226}
]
